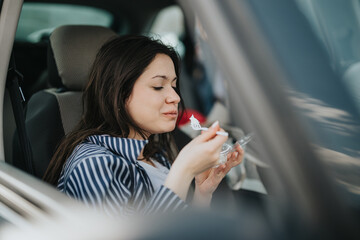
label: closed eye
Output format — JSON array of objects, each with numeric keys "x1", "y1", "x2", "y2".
[{"x1": 153, "y1": 86, "x2": 163, "y2": 90}]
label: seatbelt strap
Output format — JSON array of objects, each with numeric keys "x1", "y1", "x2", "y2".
[{"x1": 6, "y1": 53, "x2": 34, "y2": 175}]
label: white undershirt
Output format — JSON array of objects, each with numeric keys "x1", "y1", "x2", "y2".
[{"x1": 137, "y1": 160, "x2": 170, "y2": 192}]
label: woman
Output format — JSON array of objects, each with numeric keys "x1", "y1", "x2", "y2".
[{"x1": 43, "y1": 35, "x2": 243, "y2": 216}]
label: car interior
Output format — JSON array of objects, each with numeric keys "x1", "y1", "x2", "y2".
[
  {"x1": 5, "y1": 1, "x2": 182, "y2": 164},
  {"x1": 2, "y1": 0, "x2": 360, "y2": 239},
  {"x1": 5, "y1": 0, "x2": 182, "y2": 166},
  {"x1": 3, "y1": 0, "x2": 268, "y2": 207}
]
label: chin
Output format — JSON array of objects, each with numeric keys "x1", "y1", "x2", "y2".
[{"x1": 157, "y1": 124, "x2": 176, "y2": 134}]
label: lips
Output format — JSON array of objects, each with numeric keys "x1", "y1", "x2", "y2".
[{"x1": 163, "y1": 110, "x2": 178, "y2": 117}]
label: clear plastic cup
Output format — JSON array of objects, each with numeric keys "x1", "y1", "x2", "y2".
[
  {"x1": 216, "y1": 143, "x2": 232, "y2": 167},
  {"x1": 215, "y1": 133, "x2": 253, "y2": 168}
]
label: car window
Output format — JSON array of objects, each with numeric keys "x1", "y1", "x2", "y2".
[
  {"x1": 15, "y1": 3, "x2": 113, "y2": 43},
  {"x1": 295, "y1": 0, "x2": 360, "y2": 114},
  {"x1": 291, "y1": 0, "x2": 360, "y2": 208},
  {"x1": 183, "y1": 0, "x2": 360, "y2": 212},
  {"x1": 241, "y1": 0, "x2": 360, "y2": 210},
  {"x1": 149, "y1": 5, "x2": 185, "y2": 57}
]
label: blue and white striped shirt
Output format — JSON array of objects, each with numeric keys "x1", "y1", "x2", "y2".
[{"x1": 57, "y1": 135, "x2": 187, "y2": 216}]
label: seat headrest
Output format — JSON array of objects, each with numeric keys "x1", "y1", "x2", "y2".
[{"x1": 49, "y1": 25, "x2": 117, "y2": 91}]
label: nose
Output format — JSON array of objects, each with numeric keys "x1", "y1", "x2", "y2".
[{"x1": 165, "y1": 86, "x2": 181, "y2": 104}]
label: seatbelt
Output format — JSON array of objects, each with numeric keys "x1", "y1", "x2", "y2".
[{"x1": 6, "y1": 53, "x2": 34, "y2": 175}]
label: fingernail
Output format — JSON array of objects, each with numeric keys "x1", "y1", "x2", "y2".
[
  {"x1": 217, "y1": 131, "x2": 228, "y2": 136},
  {"x1": 211, "y1": 120, "x2": 219, "y2": 128}
]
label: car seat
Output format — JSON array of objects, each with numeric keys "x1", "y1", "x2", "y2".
[{"x1": 12, "y1": 25, "x2": 117, "y2": 178}]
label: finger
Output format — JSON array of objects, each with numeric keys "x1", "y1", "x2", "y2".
[
  {"x1": 205, "y1": 132, "x2": 228, "y2": 150},
  {"x1": 194, "y1": 121, "x2": 221, "y2": 143},
  {"x1": 222, "y1": 161, "x2": 235, "y2": 175},
  {"x1": 214, "y1": 164, "x2": 226, "y2": 177},
  {"x1": 234, "y1": 145, "x2": 244, "y2": 155},
  {"x1": 227, "y1": 151, "x2": 236, "y2": 161},
  {"x1": 229, "y1": 151, "x2": 243, "y2": 168},
  {"x1": 218, "y1": 127, "x2": 226, "y2": 132}
]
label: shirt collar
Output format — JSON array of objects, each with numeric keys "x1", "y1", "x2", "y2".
[{"x1": 86, "y1": 135, "x2": 148, "y2": 163}]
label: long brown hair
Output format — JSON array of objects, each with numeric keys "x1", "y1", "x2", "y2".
[{"x1": 43, "y1": 35, "x2": 185, "y2": 185}]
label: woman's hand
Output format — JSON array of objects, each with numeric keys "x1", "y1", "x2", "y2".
[
  {"x1": 172, "y1": 121, "x2": 228, "y2": 175},
  {"x1": 193, "y1": 144, "x2": 244, "y2": 206},
  {"x1": 164, "y1": 121, "x2": 228, "y2": 200}
]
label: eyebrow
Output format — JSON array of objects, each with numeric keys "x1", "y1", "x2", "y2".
[{"x1": 152, "y1": 75, "x2": 177, "y2": 82}]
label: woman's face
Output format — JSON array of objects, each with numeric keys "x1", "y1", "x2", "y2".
[{"x1": 126, "y1": 53, "x2": 180, "y2": 139}]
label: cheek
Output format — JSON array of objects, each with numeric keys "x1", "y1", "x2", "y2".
[
  {"x1": 124, "y1": 96, "x2": 133, "y2": 116},
  {"x1": 125, "y1": 94, "x2": 141, "y2": 121},
  {"x1": 127, "y1": 92, "x2": 160, "y2": 119},
  {"x1": 140, "y1": 90, "x2": 162, "y2": 107}
]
